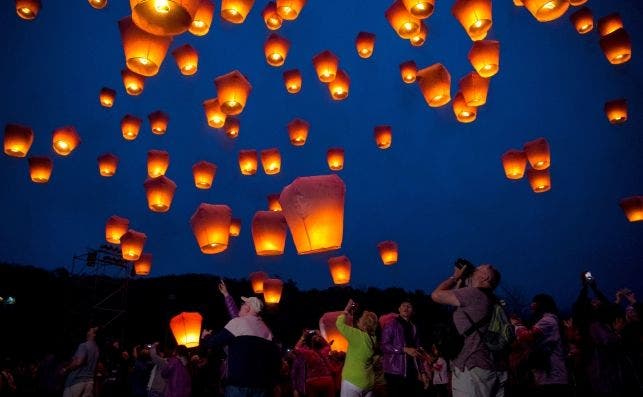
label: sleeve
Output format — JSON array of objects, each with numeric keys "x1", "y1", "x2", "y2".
[
  {"x1": 225, "y1": 295, "x2": 239, "y2": 318},
  {"x1": 452, "y1": 288, "x2": 476, "y2": 308},
  {"x1": 336, "y1": 314, "x2": 362, "y2": 343},
  {"x1": 534, "y1": 316, "x2": 555, "y2": 339},
  {"x1": 202, "y1": 328, "x2": 235, "y2": 349},
  {"x1": 74, "y1": 343, "x2": 88, "y2": 363},
  {"x1": 380, "y1": 322, "x2": 402, "y2": 354},
  {"x1": 160, "y1": 358, "x2": 175, "y2": 379}
]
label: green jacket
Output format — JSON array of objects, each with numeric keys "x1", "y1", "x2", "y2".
[{"x1": 336, "y1": 314, "x2": 376, "y2": 390}]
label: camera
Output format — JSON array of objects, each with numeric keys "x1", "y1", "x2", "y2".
[
  {"x1": 307, "y1": 330, "x2": 317, "y2": 335},
  {"x1": 584, "y1": 271, "x2": 593, "y2": 281},
  {"x1": 455, "y1": 258, "x2": 475, "y2": 280}
]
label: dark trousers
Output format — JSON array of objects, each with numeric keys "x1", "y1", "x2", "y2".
[{"x1": 385, "y1": 373, "x2": 422, "y2": 397}]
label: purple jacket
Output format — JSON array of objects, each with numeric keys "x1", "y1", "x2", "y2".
[
  {"x1": 161, "y1": 357, "x2": 191, "y2": 397},
  {"x1": 380, "y1": 316, "x2": 421, "y2": 377}
]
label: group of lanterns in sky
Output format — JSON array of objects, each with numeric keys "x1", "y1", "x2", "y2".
[{"x1": 502, "y1": 137, "x2": 552, "y2": 194}]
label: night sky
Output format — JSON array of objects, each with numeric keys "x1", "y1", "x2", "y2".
[{"x1": 1, "y1": 1, "x2": 641, "y2": 308}]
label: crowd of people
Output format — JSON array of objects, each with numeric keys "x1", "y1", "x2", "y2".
[{"x1": 0, "y1": 263, "x2": 641, "y2": 397}]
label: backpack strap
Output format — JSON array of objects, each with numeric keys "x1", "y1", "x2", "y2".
[{"x1": 461, "y1": 289, "x2": 495, "y2": 337}]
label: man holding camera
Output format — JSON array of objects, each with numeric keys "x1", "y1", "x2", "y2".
[{"x1": 431, "y1": 261, "x2": 506, "y2": 397}]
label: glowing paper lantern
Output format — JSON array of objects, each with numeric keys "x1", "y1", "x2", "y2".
[
  {"x1": 190, "y1": 0, "x2": 215, "y2": 36},
  {"x1": 171, "y1": 44, "x2": 199, "y2": 76},
  {"x1": 249, "y1": 271, "x2": 269, "y2": 293},
  {"x1": 99, "y1": 87, "x2": 116, "y2": 108},
  {"x1": 52, "y1": 126, "x2": 81, "y2": 156},
  {"x1": 224, "y1": 117, "x2": 240, "y2": 139},
  {"x1": 604, "y1": 99, "x2": 627, "y2": 125},
  {"x1": 148, "y1": 111, "x2": 169, "y2": 135},
  {"x1": 28, "y1": 156, "x2": 53, "y2": 183},
  {"x1": 501, "y1": 149, "x2": 527, "y2": 180},
  {"x1": 377, "y1": 241, "x2": 399, "y2": 265},
  {"x1": 97, "y1": 153, "x2": 119, "y2": 177},
  {"x1": 288, "y1": 118, "x2": 309, "y2": 146},
  {"x1": 120, "y1": 229, "x2": 147, "y2": 260},
  {"x1": 134, "y1": 253, "x2": 152, "y2": 276},
  {"x1": 597, "y1": 13, "x2": 623, "y2": 37},
  {"x1": 356, "y1": 32, "x2": 376, "y2": 58},
  {"x1": 264, "y1": 33, "x2": 290, "y2": 67},
  {"x1": 276, "y1": 0, "x2": 306, "y2": 20},
  {"x1": 569, "y1": 0, "x2": 586, "y2": 4},
  {"x1": 409, "y1": 22, "x2": 427, "y2": 46},
  {"x1": 279, "y1": 174, "x2": 346, "y2": 254},
  {"x1": 527, "y1": 168, "x2": 551, "y2": 193},
  {"x1": 328, "y1": 255, "x2": 351, "y2": 285},
  {"x1": 619, "y1": 196, "x2": 643, "y2": 222},
  {"x1": 374, "y1": 125, "x2": 392, "y2": 149},
  {"x1": 459, "y1": 71, "x2": 490, "y2": 107},
  {"x1": 417, "y1": 63, "x2": 451, "y2": 107},
  {"x1": 147, "y1": 150, "x2": 170, "y2": 178},
  {"x1": 252, "y1": 211, "x2": 287, "y2": 256},
  {"x1": 190, "y1": 203, "x2": 232, "y2": 253},
  {"x1": 221, "y1": 0, "x2": 255, "y2": 23},
  {"x1": 570, "y1": 7, "x2": 593, "y2": 34},
  {"x1": 4, "y1": 124, "x2": 34, "y2": 158},
  {"x1": 327, "y1": 148, "x2": 345, "y2": 171},
  {"x1": 523, "y1": 137, "x2": 550, "y2": 170},
  {"x1": 192, "y1": 161, "x2": 217, "y2": 189},
  {"x1": 600, "y1": 28, "x2": 631, "y2": 65},
  {"x1": 283, "y1": 69, "x2": 302, "y2": 94},
  {"x1": 121, "y1": 114, "x2": 143, "y2": 141},
  {"x1": 105, "y1": 215, "x2": 129, "y2": 244},
  {"x1": 522, "y1": 0, "x2": 569, "y2": 22},
  {"x1": 170, "y1": 312, "x2": 202, "y2": 348},
  {"x1": 118, "y1": 17, "x2": 172, "y2": 77},
  {"x1": 88, "y1": 0, "x2": 108, "y2": 10},
  {"x1": 260, "y1": 148, "x2": 281, "y2": 175},
  {"x1": 452, "y1": 0, "x2": 492, "y2": 41},
  {"x1": 229, "y1": 218, "x2": 241, "y2": 237},
  {"x1": 203, "y1": 98, "x2": 227, "y2": 128},
  {"x1": 385, "y1": 0, "x2": 421, "y2": 39},
  {"x1": 267, "y1": 194, "x2": 282, "y2": 211},
  {"x1": 16, "y1": 0, "x2": 40, "y2": 20},
  {"x1": 320, "y1": 312, "x2": 348, "y2": 352},
  {"x1": 452, "y1": 92, "x2": 477, "y2": 123},
  {"x1": 214, "y1": 70, "x2": 252, "y2": 116},
  {"x1": 121, "y1": 69, "x2": 146, "y2": 96},
  {"x1": 130, "y1": 0, "x2": 200, "y2": 36},
  {"x1": 262, "y1": 1, "x2": 282, "y2": 30},
  {"x1": 468, "y1": 40, "x2": 499, "y2": 78},
  {"x1": 513, "y1": 0, "x2": 524, "y2": 6},
  {"x1": 238, "y1": 150, "x2": 258, "y2": 175},
  {"x1": 402, "y1": 0, "x2": 434, "y2": 18},
  {"x1": 263, "y1": 278, "x2": 283, "y2": 304},
  {"x1": 312, "y1": 51, "x2": 339, "y2": 83},
  {"x1": 144, "y1": 175, "x2": 177, "y2": 213},
  {"x1": 399, "y1": 61, "x2": 417, "y2": 84},
  {"x1": 328, "y1": 69, "x2": 350, "y2": 100}
]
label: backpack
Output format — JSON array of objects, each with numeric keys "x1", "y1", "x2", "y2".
[{"x1": 462, "y1": 291, "x2": 515, "y2": 353}]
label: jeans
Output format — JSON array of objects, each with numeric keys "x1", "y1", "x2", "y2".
[
  {"x1": 452, "y1": 366, "x2": 507, "y2": 397},
  {"x1": 224, "y1": 385, "x2": 269, "y2": 397}
]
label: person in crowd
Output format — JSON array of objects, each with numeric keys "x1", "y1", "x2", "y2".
[
  {"x1": 428, "y1": 344, "x2": 449, "y2": 397},
  {"x1": 61, "y1": 325, "x2": 100, "y2": 397},
  {"x1": 161, "y1": 345, "x2": 191, "y2": 397},
  {"x1": 148, "y1": 343, "x2": 167, "y2": 397},
  {"x1": 130, "y1": 345, "x2": 154, "y2": 397},
  {"x1": 291, "y1": 328, "x2": 335, "y2": 397},
  {"x1": 431, "y1": 263, "x2": 506, "y2": 397}
]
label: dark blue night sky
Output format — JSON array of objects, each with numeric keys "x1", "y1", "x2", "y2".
[{"x1": 1, "y1": 1, "x2": 641, "y2": 308}]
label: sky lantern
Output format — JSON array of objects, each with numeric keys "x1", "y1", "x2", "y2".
[
  {"x1": 374, "y1": 125, "x2": 392, "y2": 149},
  {"x1": 15, "y1": 0, "x2": 40, "y2": 20},
  {"x1": 262, "y1": 1, "x2": 282, "y2": 30},
  {"x1": 215, "y1": 70, "x2": 252, "y2": 115},
  {"x1": 171, "y1": 44, "x2": 199, "y2": 76},
  {"x1": 130, "y1": 0, "x2": 200, "y2": 36},
  {"x1": 134, "y1": 253, "x2": 152, "y2": 276},
  {"x1": 459, "y1": 71, "x2": 490, "y2": 107},
  {"x1": 264, "y1": 33, "x2": 290, "y2": 67},
  {"x1": 328, "y1": 255, "x2": 351, "y2": 285},
  {"x1": 4, "y1": 124, "x2": 34, "y2": 158},
  {"x1": 147, "y1": 150, "x2": 170, "y2": 178},
  {"x1": 249, "y1": 271, "x2": 269, "y2": 293},
  {"x1": 190, "y1": 203, "x2": 232, "y2": 253},
  {"x1": 120, "y1": 229, "x2": 147, "y2": 261},
  {"x1": 52, "y1": 126, "x2": 81, "y2": 156},
  {"x1": 267, "y1": 194, "x2": 282, "y2": 211},
  {"x1": 252, "y1": 211, "x2": 288, "y2": 256},
  {"x1": 527, "y1": 168, "x2": 551, "y2": 193},
  {"x1": 356, "y1": 32, "x2": 376, "y2": 58},
  {"x1": 148, "y1": 111, "x2": 169, "y2": 135},
  {"x1": 238, "y1": 149, "x2": 258, "y2": 175},
  {"x1": 570, "y1": 7, "x2": 593, "y2": 34},
  {"x1": 121, "y1": 114, "x2": 143, "y2": 141},
  {"x1": 263, "y1": 278, "x2": 283, "y2": 304},
  {"x1": 144, "y1": 175, "x2": 177, "y2": 213},
  {"x1": 224, "y1": 117, "x2": 240, "y2": 139},
  {"x1": 452, "y1": 92, "x2": 477, "y2": 123},
  {"x1": 452, "y1": 0, "x2": 493, "y2": 41},
  {"x1": 118, "y1": 17, "x2": 172, "y2": 77},
  {"x1": 288, "y1": 118, "x2": 309, "y2": 146},
  {"x1": 468, "y1": 40, "x2": 499, "y2": 78},
  {"x1": 409, "y1": 22, "x2": 427, "y2": 46},
  {"x1": 279, "y1": 174, "x2": 346, "y2": 254},
  {"x1": 28, "y1": 156, "x2": 53, "y2": 183},
  {"x1": 513, "y1": 0, "x2": 524, "y2": 6},
  {"x1": 105, "y1": 215, "x2": 129, "y2": 244},
  {"x1": 402, "y1": 0, "x2": 434, "y2": 18},
  {"x1": 417, "y1": 63, "x2": 451, "y2": 107},
  {"x1": 619, "y1": 196, "x2": 643, "y2": 222},
  {"x1": 523, "y1": 137, "x2": 550, "y2": 170},
  {"x1": 99, "y1": 87, "x2": 116, "y2": 108},
  {"x1": 121, "y1": 68, "x2": 146, "y2": 96},
  {"x1": 501, "y1": 149, "x2": 527, "y2": 180},
  {"x1": 97, "y1": 153, "x2": 119, "y2": 177},
  {"x1": 203, "y1": 98, "x2": 227, "y2": 128},
  {"x1": 569, "y1": 0, "x2": 586, "y2": 5},
  {"x1": 276, "y1": 0, "x2": 306, "y2": 20},
  {"x1": 192, "y1": 160, "x2": 217, "y2": 189},
  {"x1": 600, "y1": 28, "x2": 631, "y2": 65},
  {"x1": 229, "y1": 218, "x2": 241, "y2": 237},
  {"x1": 320, "y1": 312, "x2": 348, "y2": 352},
  {"x1": 190, "y1": 0, "x2": 215, "y2": 36},
  {"x1": 260, "y1": 148, "x2": 281, "y2": 175},
  {"x1": 326, "y1": 148, "x2": 345, "y2": 171},
  {"x1": 312, "y1": 51, "x2": 339, "y2": 83},
  {"x1": 385, "y1": 0, "x2": 421, "y2": 39},
  {"x1": 328, "y1": 69, "x2": 350, "y2": 100},
  {"x1": 522, "y1": 0, "x2": 569, "y2": 22},
  {"x1": 221, "y1": 0, "x2": 255, "y2": 23},
  {"x1": 377, "y1": 241, "x2": 399, "y2": 265},
  {"x1": 283, "y1": 69, "x2": 302, "y2": 93},
  {"x1": 170, "y1": 312, "x2": 202, "y2": 348},
  {"x1": 598, "y1": 13, "x2": 623, "y2": 37},
  {"x1": 604, "y1": 99, "x2": 627, "y2": 125},
  {"x1": 399, "y1": 61, "x2": 417, "y2": 84}
]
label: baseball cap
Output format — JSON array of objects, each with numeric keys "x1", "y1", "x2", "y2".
[{"x1": 241, "y1": 296, "x2": 263, "y2": 313}]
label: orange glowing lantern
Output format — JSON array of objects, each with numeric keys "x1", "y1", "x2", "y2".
[
  {"x1": 501, "y1": 149, "x2": 527, "y2": 180},
  {"x1": 522, "y1": 0, "x2": 569, "y2": 22},
  {"x1": 260, "y1": 148, "x2": 281, "y2": 175},
  {"x1": 288, "y1": 118, "x2": 309, "y2": 146},
  {"x1": 190, "y1": 203, "x2": 232, "y2": 253},
  {"x1": 121, "y1": 114, "x2": 143, "y2": 141},
  {"x1": 192, "y1": 161, "x2": 217, "y2": 189},
  {"x1": 99, "y1": 87, "x2": 116, "y2": 108},
  {"x1": 52, "y1": 126, "x2": 81, "y2": 156},
  {"x1": 320, "y1": 312, "x2": 348, "y2": 352},
  {"x1": 121, "y1": 69, "x2": 146, "y2": 96},
  {"x1": 148, "y1": 111, "x2": 169, "y2": 135},
  {"x1": 249, "y1": 271, "x2": 269, "y2": 293},
  {"x1": 170, "y1": 312, "x2": 202, "y2": 348},
  {"x1": 229, "y1": 218, "x2": 241, "y2": 237},
  {"x1": 569, "y1": 0, "x2": 586, "y2": 4},
  {"x1": 279, "y1": 174, "x2": 346, "y2": 254},
  {"x1": 377, "y1": 241, "x2": 399, "y2": 265},
  {"x1": 417, "y1": 63, "x2": 451, "y2": 107},
  {"x1": 134, "y1": 253, "x2": 152, "y2": 276},
  {"x1": 523, "y1": 137, "x2": 550, "y2": 170},
  {"x1": 619, "y1": 196, "x2": 643, "y2": 222},
  {"x1": 385, "y1": 0, "x2": 421, "y2": 39},
  {"x1": 452, "y1": 0, "x2": 492, "y2": 41},
  {"x1": 327, "y1": 148, "x2": 345, "y2": 171},
  {"x1": 263, "y1": 278, "x2": 283, "y2": 304},
  {"x1": 120, "y1": 229, "x2": 147, "y2": 260},
  {"x1": 238, "y1": 149, "x2": 258, "y2": 175},
  {"x1": 356, "y1": 32, "x2": 376, "y2": 58},
  {"x1": 264, "y1": 33, "x2": 290, "y2": 67},
  {"x1": 283, "y1": 69, "x2": 302, "y2": 94},
  {"x1": 468, "y1": 40, "x2": 499, "y2": 78},
  {"x1": 409, "y1": 22, "x2": 427, "y2": 46},
  {"x1": 172, "y1": 44, "x2": 199, "y2": 76},
  {"x1": 105, "y1": 215, "x2": 129, "y2": 244},
  {"x1": 402, "y1": 0, "x2": 434, "y2": 18},
  {"x1": 190, "y1": 0, "x2": 215, "y2": 36},
  {"x1": 513, "y1": 0, "x2": 524, "y2": 6},
  {"x1": 147, "y1": 150, "x2": 170, "y2": 178},
  {"x1": 221, "y1": 0, "x2": 255, "y2": 23},
  {"x1": 130, "y1": 0, "x2": 200, "y2": 36},
  {"x1": 252, "y1": 211, "x2": 287, "y2": 256},
  {"x1": 527, "y1": 168, "x2": 551, "y2": 193},
  {"x1": 214, "y1": 70, "x2": 252, "y2": 115},
  {"x1": 328, "y1": 255, "x2": 351, "y2": 285},
  {"x1": 267, "y1": 194, "x2": 282, "y2": 211},
  {"x1": 89, "y1": 0, "x2": 108, "y2": 10},
  {"x1": 604, "y1": 99, "x2": 627, "y2": 125},
  {"x1": 452, "y1": 92, "x2": 477, "y2": 123},
  {"x1": 97, "y1": 153, "x2": 119, "y2": 177},
  {"x1": 570, "y1": 7, "x2": 593, "y2": 34},
  {"x1": 144, "y1": 175, "x2": 177, "y2": 213},
  {"x1": 328, "y1": 69, "x2": 350, "y2": 100},
  {"x1": 4, "y1": 124, "x2": 34, "y2": 158},
  {"x1": 312, "y1": 51, "x2": 339, "y2": 83},
  {"x1": 459, "y1": 71, "x2": 490, "y2": 107},
  {"x1": 399, "y1": 61, "x2": 417, "y2": 84},
  {"x1": 597, "y1": 13, "x2": 623, "y2": 37},
  {"x1": 28, "y1": 156, "x2": 53, "y2": 183},
  {"x1": 600, "y1": 28, "x2": 631, "y2": 65},
  {"x1": 262, "y1": 1, "x2": 282, "y2": 30},
  {"x1": 224, "y1": 117, "x2": 240, "y2": 139},
  {"x1": 16, "y1": 0, "x2": 40, "y2": 20},
  {"x1": 276, "y1": 0, "x2": 305, "y2": 20},
  {"x1": 118, "y1": 17, "x2": 172, "y2": 77},
  {"x1": 203, "y1": 98, "x2": 227, "y2": 128},
  {"x1": 374, "y1": 125, "x2": 392, "y2": 149}
]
